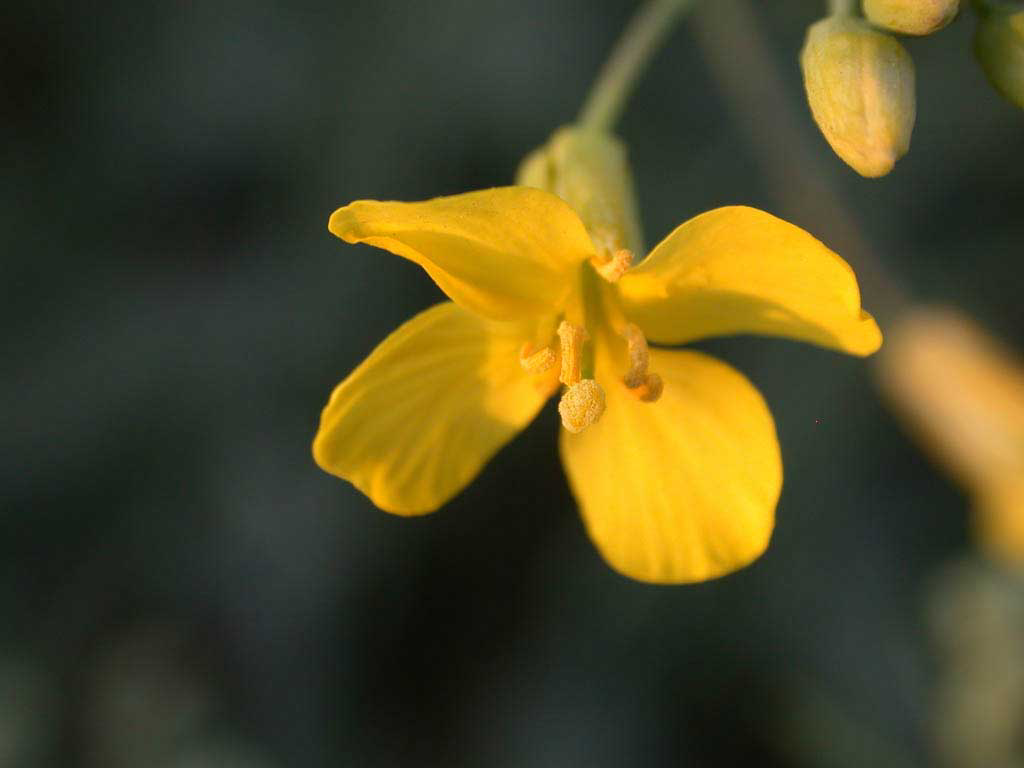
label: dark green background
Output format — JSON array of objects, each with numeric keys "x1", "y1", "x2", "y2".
[{"x1": 3, "y1": 1, "x2": 1022, "y2": 765}]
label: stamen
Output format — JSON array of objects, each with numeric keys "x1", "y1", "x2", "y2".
[
  {"x1": 557, "y1": 321, "x2": 588, "y2": 386},
  {"x1": 620, "y1": 323, "x2": 663, "y2": 402},
  {"x1": 591, "y1": 248, "x2": 633, "y2": 283},
  {"x1": 631, "y1": 372, "x2": 663, "y2": 403},
  {"x1": 559, "y1": 379, "x2": 606, "y2": 434},
  {"x1": 519, "y1": 343, "x2": 557, "y2": 375},
  {"x1": 621, "y1": 323, "x2": 650, "y2": 389}
]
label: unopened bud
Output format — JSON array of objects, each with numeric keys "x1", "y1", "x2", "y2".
[
  {"x1": 975, "y1": 7, "x2": 1024, "y2": 109},
  {"x1": 515, "y1": 126, "x2": 644, "y2": 259},
  {"x1": 800, "y1": 16, "x2": 916, "y2": 177},
  {"x1": 863, "y1": 0, "x2": 959, "y2": 35}
]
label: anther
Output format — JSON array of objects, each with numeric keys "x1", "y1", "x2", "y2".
[
  {"x1": 519, "y1": 343, "x2": 557, "y2": 375},
  {"x1": 559, "y1": 379, "x2": 606, "y2": 434},
  {"x1": 621, "y1": 323, "x2": 650, "y2": 389},
  {"x1": 557, "y1": 321, "x2": 588, "y2": 386},
  {"x1": 632, "y1": 372, "x2": 663, "y2": 402},
  {"x1": 620, "y1": 323, "x2": 663, "y2": 403},
  {"x1": 591, "y1": 248, "x2": 633, "y2": 283}
]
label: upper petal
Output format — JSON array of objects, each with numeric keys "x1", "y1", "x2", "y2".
[
  {"x1": 560, "y1": 346, "x2": 782, "y2": 584},
  {"x1": 329, "y1": 187, "x2": 596, "y2": 321},
  {"x1": 616, "y1": 206, "x2": 882, "y2": 355},
  {"x1": 313, "y1": 302, "x2": 551, "y2": 515}
]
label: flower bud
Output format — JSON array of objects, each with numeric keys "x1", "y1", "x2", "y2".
[
  {"x1": 800, "y1": 16, "x2": 916, "y2": 177},
  {"x1": 516, "y1": 125, "x2": 644, "y2": 257},
  {"x1": 975, "y1": 7, "x2": 1024, "y2": 109},
  {"x1": 863, "y1": 0, "x2": 959, "y2": 35}
]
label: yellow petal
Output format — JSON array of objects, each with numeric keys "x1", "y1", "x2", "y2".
[
  {"x1": 328, "y1": 187, "x2": 596, "y2": 321},
  {"x1": 560, "y1": 346, "x2": 781, "y2": 584},
  {"x1": 616, "y1": 206, "x2": 882, "y2": 356},
  {"x1": 313, "y1": 302, "x2": 550, "y2": 515}
]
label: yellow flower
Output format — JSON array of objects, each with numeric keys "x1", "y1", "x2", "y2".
[
  {"x1": 878, "y1": 307, "x2": 1024, "y2": 566},
  {"x1": 313, "y1": 128, "x2": 881, "y2": 584}
]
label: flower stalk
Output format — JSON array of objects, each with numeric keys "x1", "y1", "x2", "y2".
[
  {"x1": 827, "y1": 0, "x2": 857, "y2": 15},
  {"x1": 579, "y1": 0, "x2": 696, "y2": 132}
]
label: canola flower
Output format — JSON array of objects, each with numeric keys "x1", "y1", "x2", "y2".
[{"x1": 313, "y1": 125, "x2": 881, "y2": 584}]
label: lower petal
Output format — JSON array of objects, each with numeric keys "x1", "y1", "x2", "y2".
[
  {"x1": 559, "y1": 347, "x2": 782, "y2": 584},
  {"x1": 313, "y1": 302, "x2": 550, "y2": 515}
]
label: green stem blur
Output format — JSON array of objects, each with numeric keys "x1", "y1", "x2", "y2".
[
  {"x1": 579, "y1": 0, "x2": 696, "y2": 132},
  {"x1": 828, "y1": 0, "x2": 857, "y2": 15}
]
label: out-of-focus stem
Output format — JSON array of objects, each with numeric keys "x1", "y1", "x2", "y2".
[
  {"x1": 828, "y1": 0, "x2": 858, "y2": 15},
  {"x1": 580, "y1": 0, "x2": 696, "y2": 132},
  {"x1": 691, "y1": 0, "x2": 909, "y2": 326}
]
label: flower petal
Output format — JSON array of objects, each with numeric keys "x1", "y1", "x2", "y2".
[
  {"x1": 329, "y1": 187, "x2": 596, "y2": 321},
  {"x1": 617, "y1": 206, "x2": 882, "y2": 355},
  {"x1": 560, "y1": 347, "x2": 781, "y2": 583},
  {"x1": 313, "y1": 302, "x2": 551, "y2": 514}
]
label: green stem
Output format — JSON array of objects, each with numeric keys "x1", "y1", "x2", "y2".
[
  {"x1": 579, "y1": 0, "x2": 696, "y2": 132},
  {"x1": 828, "y1": 0, "x2": 857, "y2": 15}
]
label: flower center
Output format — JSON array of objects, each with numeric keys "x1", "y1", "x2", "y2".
[{"x1": 518, "y1": 259, "x2": 662, "y2": 433}]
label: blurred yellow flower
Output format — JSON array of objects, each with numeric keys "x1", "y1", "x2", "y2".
[
  {"x1": 313, "y1": 131, "x2": 880, "y2": 584},
  {"x1": 879, "y1": 307, "x2": 1024, "y2": 565}
]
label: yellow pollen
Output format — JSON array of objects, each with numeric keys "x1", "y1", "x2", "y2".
[
  {"x1": 557, "y1": 320, "x2": 588, "y2": 386},
  {"x1": 591, "y1": 248, "x2": 633, "y2": 283},
  {"x1": 620, "y1": 323, "x2": 663, "y2": 402},
  {"x1": 559, "y1": 379, "x2": 606, "y2": 433},
  {"x1": 519, "y1": 343, "x2": 557, "y2": 375}
]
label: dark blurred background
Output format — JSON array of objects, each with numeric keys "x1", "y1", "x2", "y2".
[{"x1": 3, "y1": 1, "x2": 1022, "y2": 766}]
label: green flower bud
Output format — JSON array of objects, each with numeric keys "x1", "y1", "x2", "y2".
[
  {"x1": 975, "y1": 7, "x2": 1024, "y2": 108},
  {"x1": 863, "y1": 0, "x2": 960, "y2": 35},
  {"x1": 516, "y1": 125, "x2": 644, "y2": 257},
  {"x1": 800, "y1": 16, "x2": 916, "y2": 177}
]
